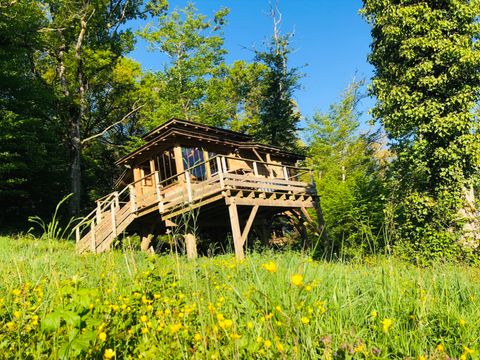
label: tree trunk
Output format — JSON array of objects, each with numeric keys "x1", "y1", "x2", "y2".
[{"x1": 69, "y1": 15, "x2": 87, "y2": 216}]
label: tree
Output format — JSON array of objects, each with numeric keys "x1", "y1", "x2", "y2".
[
  {"x1": 37, "y1": 0, "x2": 167, "y2": 215},
  {"x1": 306, "y1": 81, "x2": 386, "y2": 256},
  {"x1": 362, "y1": 0, "x2": 480, "y2": 261},
  {"x1": 253, "y1": 3, "x2": 302, "y2": 152},
  {"x1": 0, "y1": 0, "x2": 68, "y2": 225},
  {"x1": 138, "y1": 3, "x2": 231, "y2": 128}
]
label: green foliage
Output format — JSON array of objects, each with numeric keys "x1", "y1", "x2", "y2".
[
  {"x1": 138, "y1": 3, "x2": 231, "y2": 128},
  {"x1": 254, "y1": 32, "x2": 302, "y2": 152},
  {"x1": 28, "y1": 194, "x2": 78, "y2": 241},
  {"x1": 306, "y1": 81, "x2": 386, "y2": 256},
  {"x1": 1, "y1": 237, "x2": 480, "y2": 357},
  {"x1": 0, "y1": 0, "x2": 68, "y2": 225},
  {"x1": 362, "y1": 0, "x2": 480, "y2": 262}
]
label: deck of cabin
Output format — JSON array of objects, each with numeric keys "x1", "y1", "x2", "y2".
[{"x1": 74, "y1": 154, "x2": 318, "y2": 259}]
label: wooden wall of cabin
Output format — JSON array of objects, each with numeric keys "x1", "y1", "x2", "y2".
[{"x1": 125, "y1": 140, "x2": 301, "y2": 189}]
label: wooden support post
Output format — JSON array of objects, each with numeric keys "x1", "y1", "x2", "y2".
[
  {"x1": 75, "y1": 226, "x2": 80, "y2": 243},
  {"x1": 283, "y1": 166, "x2": 289, "y2": 181},
  {"x1": 141, "y1": 234, "x2": 154, "y2": 253},
  {"x1": 185, "y1": 170, "x2": 193, "y2": 203},
  {"x1": 154, "y1": 171, "x2": 164, "y2": 213},
  {"x1": 309, "y1": 170, "x2": 317, "y2": 194},
  {"x1": 91, "y1": 219, "x2": 96, "y2": 253},
  {"x1": 204, "y1": 150, "x2": 212, "y2": 179},
  {"x1": 266, "y1": 153, "x2": 273, "y2": 178},
  {"x1": 96, "y1": 201, "x2": 101, "y2": 224},
  {"x1": 217, "y1": 157, "x2": 224, "y2": 189},
  {"x1": 253, "y1": 161, "x2": 259, "y2": 176},
  {"x1": 114, "y1": 191, "x2": 119, "y2": 208},
  {"x1": 185, "y1": 233, "x2": 198, "y2": 259},
  {"x1": 133, "y1": 167, "x2": 143, "y2": 195},
  {"x1": 111, "y1": 201, "x2": 116, "y2": 237},
  {"x1": 173, "y1": 145, "x2": 185, "y2": 183},
  {"x1": 221, "y1": 156, "x2": 228, "y2": 173},
  {"x1": 240, "y1": 205, "x2": 259, "y2": 246},
  {"x1": 228, "y1": 200, "x2": 244, "y2": 260},
  {"x1": 129, "y1": 185, "x2": 137, "y2": 212}
]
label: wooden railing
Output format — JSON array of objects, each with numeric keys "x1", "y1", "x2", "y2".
[{"x1": 73, "y1": 155, "x2": 316, "y2": 249}]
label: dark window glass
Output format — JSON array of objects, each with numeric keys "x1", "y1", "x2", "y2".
[{"x1": 182, "y1": 147, "x2": 206, "y2": 180}]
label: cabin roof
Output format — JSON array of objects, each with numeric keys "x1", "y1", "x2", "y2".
[{"x1": 115, "y1": 118, "x2": 304, "y2": 166}]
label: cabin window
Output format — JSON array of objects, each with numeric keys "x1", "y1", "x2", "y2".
[
  {"x1": 155, "y1": 149, "x2": 177, "y2": 185},
  {"x1": 208, "y1": 151, "x2": 218, "y2": 175},
  {"x1": 182, "y1": 147, "x2": 206, "y2": 181}
]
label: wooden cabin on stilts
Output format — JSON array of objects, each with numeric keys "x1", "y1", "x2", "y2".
[{"x1": 74, "y1": 118, "x2": 322, "y2": 259}]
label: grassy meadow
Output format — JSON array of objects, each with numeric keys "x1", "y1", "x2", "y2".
[{"x1": 0, "y1": 236, "x2": 479, "y2": 359}]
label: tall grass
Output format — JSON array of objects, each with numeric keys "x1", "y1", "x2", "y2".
[
  {"x1": 27, "y1": 194, "x2": 78, "y2": 241},
  {"x1": 0, "y1": 236, "x2": 479, "y2": 359}
]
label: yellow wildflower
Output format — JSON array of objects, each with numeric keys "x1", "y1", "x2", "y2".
[
  {"x1": 194, "y1": 333, "x2": 202, "y2": 341},
  {"x1": 140, "y1": 315, "x2": 148, "y2": 323},
  {"x1": 264, "y1": 340, "x2": 272, "y2": 349},
  {"x1": 262, "y1": 261, "x2": 277, "y2": 273},
  {"x1": 436, "y1": 344, "x2": 445, "y2": 352},
  {"x1": 231, "y1": 333, "x2": 241, "y2": 340},
  {"x1": 170, "y1": 323, "x2": 182, "y2": 334},
  {"x1": 98, "y1": 332, "x2": 107, "y2": 341},
  {"x1": 370, "y1": 310, "x2": 378, "y2": 318},
  {"x1": 247, "y1": 321, "x2": 254, "y2": 329},
  {"x1": 104, "y1": 348, "x2": 115, "y2": 359},
  {"x1": 459, "y1": 319, "x2": 466, "y2": 326},
  {"x1": 301, "y1": 317, "x2": 310, "y2": 324},
  {"x1": 277, "y1": 343, "x2": 284, "y2": 352},
  {"x1": 13, "y1": 311, "x2": 21, "y2": 319},
  {"x1": 291, "y1": 274, "x2": 304, "y2": 287},
  {"x1": 223, "y1": 319, "x2": 233, "y2": 328},
  {"x1": 12, "y1": 289, "x2": 21, "y2": 296},
  {"x1": 141, "y1": 327, "x2": 149, "y2": 334},
  {"x1": 354, "y1": 344, "x2": 365, "y2": 353},
  {"x1": 381, "y1": 318, "x2": 393, "y2": 333}
]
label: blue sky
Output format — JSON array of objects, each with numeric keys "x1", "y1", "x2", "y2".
[{"x1": 128, "y1": 0, "x2": 374, "y2": 125}]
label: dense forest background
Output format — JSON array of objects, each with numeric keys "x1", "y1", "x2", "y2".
[{"x1": 1, "y1": 0, "x2": 480, "y2": 263}]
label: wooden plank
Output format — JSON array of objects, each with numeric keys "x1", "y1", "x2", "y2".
[
  {"x1": 111, "y1": 202, "x2": 116, "y2": 237},
  {"x1": 224, "y1": 173, "x2": 309, "y2": 187},
  {"x1": 240, "y1": 205, "x2": 259, "y2": 246},
  {"x1": 224, "y1": 179, "x2": 307, "y2": 193},
  {"x1": 185, "y1": 233, "x2": 197, "y2": 259},
  {"x1": 162, "y1": 194, "x2": 224, "y2": 220},
  {"x1": 225, "y1": 197, "x2": 315, "y2": 208},
  {"x1": 228, "y1": 201, "x2": 244, "y2": 260}
]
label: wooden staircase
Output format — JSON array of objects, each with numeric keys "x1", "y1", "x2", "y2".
[{"x1": 75, "y1": 188, "x2": 136, "y2": 254}]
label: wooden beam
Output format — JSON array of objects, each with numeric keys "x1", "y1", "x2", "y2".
[
  {"x1": 185, "y1": 233, "x2": 198, "y2": 259},
  {"x1": 300, "y1": 207, "x2": 314, "y2": 223},
  {"x1": 173, "y1": 145, "x2": 185, "y2": 183},
  {"x1": 228, "y1": 200, "x2": 244, "y2": 260},
  {"x1": 203, "y1": 150, "x2": 211, "y2": 179},
  {"x1": 240, "y1": 205, "x2": 259, "y2": 246}
]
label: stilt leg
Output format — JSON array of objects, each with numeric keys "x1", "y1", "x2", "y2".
[
  {"x1": 185, "y1": 233, "x2": 198, "y2": 259},
  {"x1": 228, "y1": 201, "x2": 244, "y2": 260},
  {"x1": 141, "y1": 234, "x2": 154, "y2": 253}
]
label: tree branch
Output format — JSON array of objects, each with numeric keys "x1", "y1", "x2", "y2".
[{"x1": 81, "y1": 103, "x2": 145, "y2": 144}]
